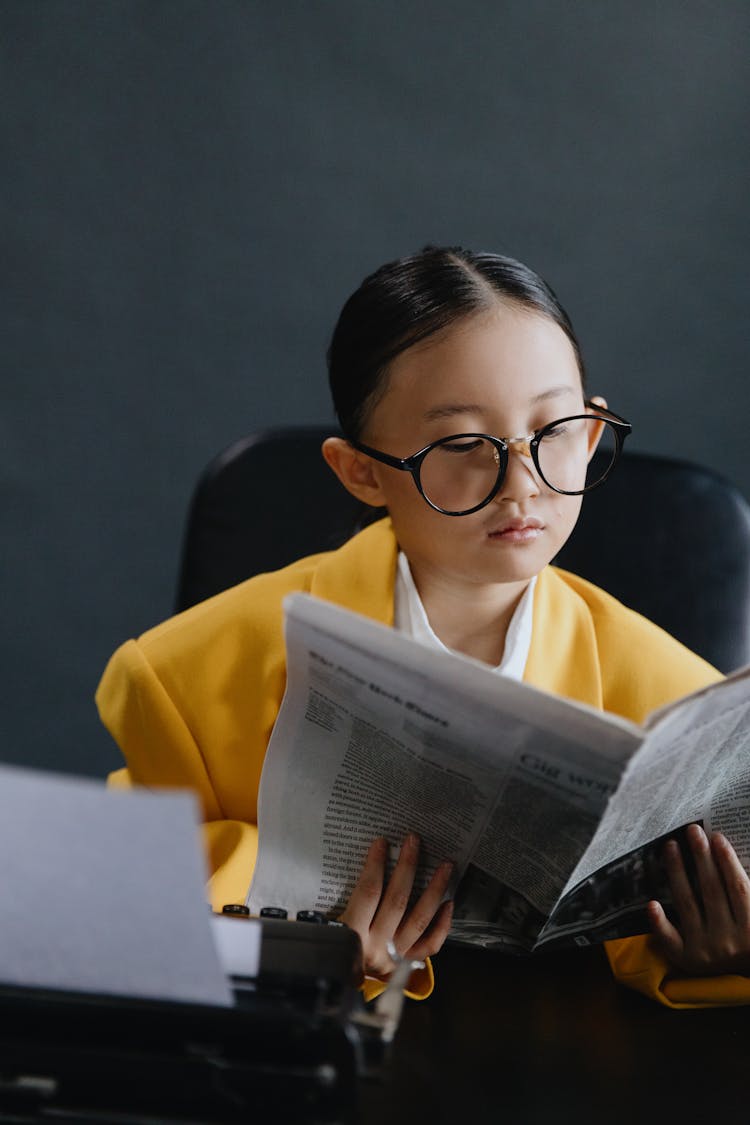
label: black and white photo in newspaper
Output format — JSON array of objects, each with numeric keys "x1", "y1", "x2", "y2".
[{"x1": 540, "y1": 667, "x2": 750, "y2": 948}]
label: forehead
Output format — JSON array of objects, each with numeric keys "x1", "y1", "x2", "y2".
[{"x1": 365, "y1": 306, "x2": 582, "y2": 438}]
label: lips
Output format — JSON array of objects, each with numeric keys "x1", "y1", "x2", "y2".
[{"x1": 487, "y1": 517, "x2": 544, "y2": 542}]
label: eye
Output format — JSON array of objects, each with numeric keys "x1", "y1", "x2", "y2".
[
  {"x1": 542, "y1": 421, "x2": 569, "y2": 440},
  {"x1": 438, "y1": 438, "x2": 485, "y2": 455}
]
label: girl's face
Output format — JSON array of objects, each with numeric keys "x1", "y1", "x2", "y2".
[{"x1": 359, "y1": 304, "x2": 596, "y2": 596}]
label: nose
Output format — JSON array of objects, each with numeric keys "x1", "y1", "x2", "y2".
[
  {"x1": 506, "y1": 436, "x2": 532, "y2": 459},
  {"x1": 494, "y1": 438, "x2": 540, "y2": 503}
]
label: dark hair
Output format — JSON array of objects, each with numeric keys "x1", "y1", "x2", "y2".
[{"x1": 327, "y1": 245, "x2": 585, "y2": 439}]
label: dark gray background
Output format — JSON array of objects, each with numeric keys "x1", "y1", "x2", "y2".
[{"x1": 2, "y1": 1, "x2": 748, "y2": 778}]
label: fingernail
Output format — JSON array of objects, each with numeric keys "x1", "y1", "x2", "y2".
[
  {"x1": 439, "y1": 861, "x2": 454, "y2": 878},
  {"x1": 404, "y1": 832, "x2": 419, "y2": 848}
]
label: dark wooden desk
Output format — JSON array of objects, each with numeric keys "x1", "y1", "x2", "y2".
[
  {"x1": 1, "y1": 944, "x2": 745, "y2": 1123},
  {"x1": 359, "y1": 943, "x2": 748, "y2": 1125}
]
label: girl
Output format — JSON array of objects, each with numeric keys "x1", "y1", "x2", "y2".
[{"x1": 98, "y1": 246, "x2": 750, "y2": 1006}]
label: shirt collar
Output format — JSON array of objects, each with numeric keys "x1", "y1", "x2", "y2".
[{"x1": 393, "y1": 551, "x2": 536, "y2": 681}]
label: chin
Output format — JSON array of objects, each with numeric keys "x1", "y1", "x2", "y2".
[
  {"x1": 477, "y1": 558, "x2": 545, "y2": 587},
  {"x1": 477, "y1": 542, "x2": 554, "y2": 583}
]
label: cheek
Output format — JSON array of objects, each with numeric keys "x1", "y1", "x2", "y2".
[
  {"x1": 550, "y1": 495, "x2": 584, "y2": 533},
  {"x1": 383, "y1": 476, "x2": 459, "y2": 546},
  {"x1": 377, "y1": 471, "x2": 420, "y2": 513}
]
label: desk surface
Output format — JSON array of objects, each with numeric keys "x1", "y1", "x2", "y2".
[
  {"x1": 1, "y1": 943, "x2": 745, "y2": 1124},
  {"x1": 359, "y1": 943, "x2": 748, "y2": 1125}
]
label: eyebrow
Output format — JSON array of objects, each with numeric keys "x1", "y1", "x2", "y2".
[
  {"x1": 422, "y1": 386, "x2": 576, "y2": 422},
  {"x1": 422, "y1": 403, "x2": 486, "y2": 422},
  {"x1": 529, "y1": 385, "x2": 577, "y2": 405}
]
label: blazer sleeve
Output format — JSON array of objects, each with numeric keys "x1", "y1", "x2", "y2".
[
  {"x1": 96, "y1": 639, "x2": 224, "y2": 819},
  {"x1": 605, "y1": 935, "x2": 750, "y2": 1008},
  {"x1": 99, "y1": 634, "x2": 272, "y2": 898},
  {"x1": 203, "y1": 819, "x2": 259, "y2": 910}
]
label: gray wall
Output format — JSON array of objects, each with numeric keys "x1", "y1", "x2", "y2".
[{"x1": 3, "y1": 1, "x2": 748, "y2": 778}]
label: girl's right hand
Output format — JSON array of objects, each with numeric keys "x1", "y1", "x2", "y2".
[{"x1": 339, "y1": 832, "x2": 454, "y2": 981}]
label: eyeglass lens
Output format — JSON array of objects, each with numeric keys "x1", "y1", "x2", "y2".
[{"x1": 418, "y1": 418, "x2": 618, "y2": 512}]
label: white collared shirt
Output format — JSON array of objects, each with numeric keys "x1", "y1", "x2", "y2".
[{"x1": 393, "y1": 551, "x2": 536, "y2": 681}]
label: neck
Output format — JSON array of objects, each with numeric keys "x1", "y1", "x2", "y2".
[{"x1": 407, "y1": 563, "x2": 530, "y2": 666}]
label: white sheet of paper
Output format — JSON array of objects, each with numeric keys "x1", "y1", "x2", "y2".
[
  {"x1": 210, "y1": 914, "x2": 262, "y2": 978},
  {"x1": 0, "y1": 763, "x2": 232, "y2": 1007}
]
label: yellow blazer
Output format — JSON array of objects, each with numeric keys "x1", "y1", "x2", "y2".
[{"x1": 96, "y1": 518, "x2": 750, "y2": 1008}]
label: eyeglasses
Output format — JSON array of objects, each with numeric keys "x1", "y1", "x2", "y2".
[{"x1": 348, "y1": 403, "x2": 632, "y2": 516}]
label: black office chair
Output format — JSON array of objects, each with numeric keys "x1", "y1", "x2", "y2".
[{"x1": 175, "y1": 427, "x2": 750, "y2": 673}]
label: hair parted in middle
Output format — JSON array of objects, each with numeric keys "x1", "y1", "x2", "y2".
[{"x1": 327, "y1": 245, "x2": 585, "y2": 439}]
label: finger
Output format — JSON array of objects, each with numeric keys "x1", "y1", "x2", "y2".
[
  {"x1": 647, "y1": 899, "x2": 685, "y2": 964},
  {"x1": 394, "y1": 859, "x2": 454, "y2": 954},
  {"x1": 370, "y1": 832, "x2": 421, "y2": 938},
  {"x1": 687, "y1": 824, "x2": 734, "y2": 929},
  {"x1": 711, "y1": 832, "x2": 750, "y2": 927},
  {"x1": 339, "y1": 836, "x2": 387, "y2": 932},
  {"x1": 408, "y1": 898, "x2": 455, "y2": 963},
  {"x1": 662, "y1": 838, "x2": 704, "y2": 939}
]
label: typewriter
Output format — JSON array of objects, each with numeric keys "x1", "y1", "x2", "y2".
[{"x1": 0, "y1": 907, "x2": 414, "y2": 1124}]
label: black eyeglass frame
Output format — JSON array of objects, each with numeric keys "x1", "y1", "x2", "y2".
[{"x1": 347, "y1": 402, "x2": 632, "y2": 516}]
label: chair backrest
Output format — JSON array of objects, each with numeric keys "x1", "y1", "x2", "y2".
[
  {"x1": 175, "y1": 427, "x2": 364, "y2": 613},
  {"x1": 176, "y1": 427, "x2": 750, "y2": 673}
]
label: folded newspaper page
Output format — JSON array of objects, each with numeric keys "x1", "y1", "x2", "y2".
[{"x1": 247, "y1": 594, "x2": 750, "y2": 952}]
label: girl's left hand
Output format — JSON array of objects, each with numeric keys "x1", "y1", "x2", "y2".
[{"x1": 647, "y1": 823, "x2": 750, "y2": 976}]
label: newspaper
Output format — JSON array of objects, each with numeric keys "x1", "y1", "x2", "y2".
[{"x1": 247, "y1": 594, "x2": 750, "y2": 953}]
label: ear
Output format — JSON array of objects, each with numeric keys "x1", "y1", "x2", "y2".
[
  {"x1": 585, "y1": 395, "x2": 609, "y2": 459},
  {"x1": 321, "y1": 437, "x2": 389, "y2": 508}
]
